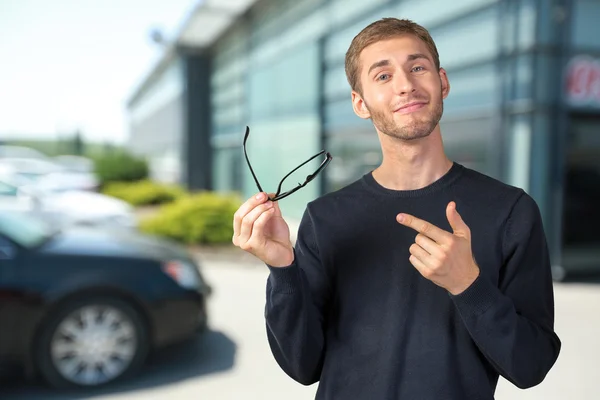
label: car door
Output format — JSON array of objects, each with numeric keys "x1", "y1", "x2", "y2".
[{"x1": 0, "y1": 234, "x2": 22, "y2": 370}]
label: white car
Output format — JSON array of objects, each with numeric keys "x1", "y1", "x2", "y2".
[
  {"x1": 0, "y1": 145, "x2": 49, "y2": 160},
  {"x1": 0, "y1": 157, "x2": 99, "y2": 192},
  {"x1": 31, "y1": 170, "x2": 99, "y2": 192},
  {"x1": 0, "y1": 174, "x2": 137, "y2": 231}
]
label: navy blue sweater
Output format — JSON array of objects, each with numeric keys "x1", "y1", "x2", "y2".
[{"x1": 264, "y1": 162, "x2": 561, "y2": 399}]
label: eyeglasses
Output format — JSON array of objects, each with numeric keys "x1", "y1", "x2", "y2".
[{"x1": 243, "y1": 126, "x2": 332, "y2": 202}]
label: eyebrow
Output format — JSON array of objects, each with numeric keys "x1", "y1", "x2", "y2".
[
  {"x1": 368, "y1": 60, "x2": 390, "y2": 75},
  {"x1": 407, "y1": 53, "x2": 431, "y2": 63},
  {"x1": 367, "y1": 53, "x2": 432, "y2": 75}
]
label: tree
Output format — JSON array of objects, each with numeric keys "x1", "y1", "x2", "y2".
[{"x1": 73, "y1": 130, "x2": 85, "y2": 155}]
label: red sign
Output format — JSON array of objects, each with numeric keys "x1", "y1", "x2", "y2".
[{"x1": 565, "y1": 56, "x2": 600, "y2": 107}]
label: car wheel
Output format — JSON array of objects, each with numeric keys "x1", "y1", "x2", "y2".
[{"x1": 36, "y1": 296, "x2": 149, "y2": 389}]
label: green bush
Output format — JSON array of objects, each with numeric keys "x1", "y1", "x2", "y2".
[
  {"x1": 102, "y1": 180, "x2": 185, "y2": 206},
  {"x1": 139, "y1": 192, "x2": 241, "y2": 245},
  {"x1": 94, "y1": 150, "x2": 148, "y2": 185}
]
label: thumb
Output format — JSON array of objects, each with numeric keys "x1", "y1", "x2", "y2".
[{"x1": 446, "y1": 201, "x2": 469, "y2": 236}]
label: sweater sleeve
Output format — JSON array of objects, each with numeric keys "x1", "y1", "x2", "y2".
[
  {"x1": 264, "y1": 206, "x2": 331, "y2": 386},
  {"x1": 450, "y1": 191, "x2": 561, "y2": 389}
]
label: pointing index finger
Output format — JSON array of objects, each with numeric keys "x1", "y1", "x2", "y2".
[{"x1": 397, "y1": 213, "x2": 450, "y2": 244}]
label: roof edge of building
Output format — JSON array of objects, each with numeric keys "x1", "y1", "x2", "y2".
[{"x1": 126, "y1": 0, "x2": 258, "y2": 109}]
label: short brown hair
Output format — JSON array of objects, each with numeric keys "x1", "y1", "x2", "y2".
[{"x1": 345, "y1": 18, "x2": 440, "y2": 95}]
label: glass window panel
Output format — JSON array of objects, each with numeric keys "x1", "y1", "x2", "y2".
[
  {"x1": 130, "y1": 58, "x2": 183, "y2": 125},
  {"x1": 213, "y1": 103, "x2": 244, "y2": 129},
  {"x1": 396, "y1": 0, "x2": 497, "y2": 28},
  {"x1": 213, "y1": 147, "x2": 243, "y2": 193},
  {"x1": 515, "y1": 54, "x2": 534, "y2": 100},
  {"x1": 431, "y1": 7, "x2": 499, "y2": 70},
  {"x1": 323, "y1": 4, "x2": 394, "y2": 64},
  {"x1": 280, "y1": 9, "x2": 327, "y2": 51},
  {"x1": 324, "y1": 98, "x2": 356, "y2": 128},
  {"x1": 529, "y1": 114, "x2": 552, "y2": 220},
  {"x1": 324, "y1": 98, "x2": 373, "y2": 132},
  {"x1": 324, "y1": 0, "x2": 499, "y2": 66},
  {"x1": 499, "y1": 0, "x2": 536, "y2": 52},
  {"x1": 500, "y1": 1, "x2": 517, "y2": 52},
  {"x1": 212, "y1": 56, "x2": 247, "y2": 89},
  {"x1": 517, "y1": 0, "x2": 537, "y2": 49},
  {"x1": 499, "y1": 54, "x2": 535, "y2": 103},
  {"x1": 278, "y1": 44, "x2": 320, "y2": 114},
  {"x1": 148, "y1": 150, "x2": 183, "y2": 184},
  {"x1": 505, "y1": 115, "x2": 532, "y2": 191},
  {"x1": 214, "y1": 22, "x2": 249, "y2": 65},
  {"x1": 212, "y1": 79, "x2": 245, "y2": 108},
  {"x1": 324, "y1": 30, "x2": 353, "y2": 65},
  {"x1": 534, "y1": 54, "x2": 558, "y2": 106},
  {"x1": 327, "y1": 0, "x2": 388, "y2": 30},
  {"x1": 251, "y1": 0, "x2": 325, "y2": 46},
  {"x1": 571, "y1": 0, "x2": 600, "y2": 50},
  {"x1": 130, "y1": 95, "x2": 184, "y2": 155},
  {"x1": 250, "y1": 40, "x2": 281, "y2": 67},
  {"x1": 249, "y1": 42, "x2": 319, "y2": 120},
  {"x1": 443, "y1": 63, "x2": 499, "y2": 113},
  {"x1": 250, "y1": 10, "x2": 325, "y2": 67},
  {"x1": 324, "y1": 65, "x2": 350, "y2": 100},
  {"x1": 440, "y1": 116, "x2": 495, "y2": 176},
  {"x1": 248, "y1": 66, "x2": 274, "y2": 120},
  {"x1": 325, "y1": 132, "x2": 381, "y2": 192},
  {"x1": 444, "y1": 90, "x2": 498, "y2": 115}
]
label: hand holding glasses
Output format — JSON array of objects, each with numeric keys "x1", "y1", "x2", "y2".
[{"x1": 243, "y1": 126, "x2": 332, "y2": 201}]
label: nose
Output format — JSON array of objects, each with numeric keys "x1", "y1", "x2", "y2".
[{"x1": 392, "y1": 71, "x2": 416, "y2": 95}]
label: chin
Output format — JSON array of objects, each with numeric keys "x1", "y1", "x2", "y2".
[{"x1": 381, "y1": 122, "x2": 436, "y2": 141}]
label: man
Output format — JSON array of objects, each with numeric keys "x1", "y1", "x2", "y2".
[{"x1": 232, "y1": 18, "x2": 561, "y2": 399}]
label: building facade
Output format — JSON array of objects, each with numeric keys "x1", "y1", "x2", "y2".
[{"x1": 127, "y1": 0, "x2": 600, "y2": 278}]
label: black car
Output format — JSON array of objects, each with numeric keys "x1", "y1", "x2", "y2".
[{"x1": 0, "y1": 212, "x2": 211, "y2": 389}]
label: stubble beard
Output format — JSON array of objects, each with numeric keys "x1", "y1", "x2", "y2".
[{"x1": 366, "y1": 94, "x2": 444, "y2": 141}]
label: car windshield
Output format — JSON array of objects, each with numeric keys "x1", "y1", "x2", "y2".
[{"x1": 0, "y1": 212, "x2": 57, "y2": 248}]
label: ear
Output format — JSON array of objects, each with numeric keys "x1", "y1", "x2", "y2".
[
  {"x1": 439, "y1": 68, "x2": 450, "y2": 99},
  {"x1": 351, "y1": 91, "x2": 371, "y2": 120}
]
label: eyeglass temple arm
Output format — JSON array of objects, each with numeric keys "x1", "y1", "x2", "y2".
[
  {"x1": 243, "y1": 126, "x2": 265, "y2": 193},
  {"x1": 271, "y1": 154, "x2": 331, "y2": 201},
  {"x1": 275, "y1": 150, "x2": 328, "y2": 196}
]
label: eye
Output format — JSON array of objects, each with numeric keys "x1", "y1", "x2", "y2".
[
  {"x1": 412, "y1": 66, "x2": 425, "y2": 72},
  {"x1": 376, "y1": 73, "x2": 390, "y2": 81}
]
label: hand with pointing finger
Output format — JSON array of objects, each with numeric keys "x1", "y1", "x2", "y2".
[{"x1": 396, "y1": 201, "x2": 480, "y2": 295}]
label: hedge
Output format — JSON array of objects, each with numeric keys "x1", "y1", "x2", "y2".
[
  {"x1": 102, "y1": 180, "x2": 185, "y2": 206},
  {"x1": 139, "y1": 192, "x2": 241, "y2": 245}
]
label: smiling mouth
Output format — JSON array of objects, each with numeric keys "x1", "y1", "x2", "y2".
[{"x1": 394, "y1": 102, "x2": 427, "y2": 114}]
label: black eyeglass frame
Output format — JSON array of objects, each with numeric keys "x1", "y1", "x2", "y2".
[{"x1": 243, "y1": 126, "x2": 332, "y2": 202}]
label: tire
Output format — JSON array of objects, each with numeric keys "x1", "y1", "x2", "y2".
[{"x1": 36, "y1": 296, "x2": 149, "y2": 389}]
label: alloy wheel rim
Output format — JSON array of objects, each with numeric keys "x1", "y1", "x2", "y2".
[{"x1": 50, "y1": 305, "x2": 137, "y2": 386}]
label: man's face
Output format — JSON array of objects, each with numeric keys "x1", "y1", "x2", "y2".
[{"x1": 351, "y1": 35, "x2": 450, "y2": 141}]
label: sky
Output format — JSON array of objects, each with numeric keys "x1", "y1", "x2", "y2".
[{"x1": 0, "y1": 0, "x2": 197, "y2": 144}]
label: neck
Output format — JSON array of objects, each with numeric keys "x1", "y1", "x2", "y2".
[{"x1": 372, "y1": 126, "x2": 453, "y2": 191}]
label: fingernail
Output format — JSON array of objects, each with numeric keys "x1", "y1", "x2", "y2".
[
  {"x1": 266, "y1": 201, "x2": 273, "y2": 207},
  {"x1": 255, "y1": 193, "x2": 264, "y2": 200},
  {"x1": 397, "y1": 214, "x2": 404, "y2": 223}
]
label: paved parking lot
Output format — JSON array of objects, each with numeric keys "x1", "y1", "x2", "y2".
[{"x1": 2, "y1": 259, "x2": 599, "y2": 399}]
